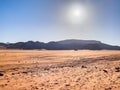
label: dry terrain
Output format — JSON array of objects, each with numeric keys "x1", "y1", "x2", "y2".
[{"x1": 0, "y1": 50, "x2": 120, "y2": 90}]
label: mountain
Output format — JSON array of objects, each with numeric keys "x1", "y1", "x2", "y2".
[
  {"x1": 7, "y1": 41, "x2": 45, "y2": 49},
  {"x1": 0, "y1": 43, "x2": 7, "y2": 49},
  {"x1": 57, "y1": 39, "x2": 101, "y2": 44},
  {"x1": 56, "y1": 39, "x2": 120, "y2": 50},
  {"x1": 0, "y1": 39, "x2": 120, "y2": 50}
]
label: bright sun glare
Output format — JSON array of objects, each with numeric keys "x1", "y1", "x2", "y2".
[
  {"x1": 59, "y1": 2, "x2": 93, "y2": 29},
  {"x1": 67, "y1": 4, "x2": 88, "y2": 24}
]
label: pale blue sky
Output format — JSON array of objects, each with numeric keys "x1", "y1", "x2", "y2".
[{"x1": 0, "y1": 0, "x2": 120, "y2": 45}]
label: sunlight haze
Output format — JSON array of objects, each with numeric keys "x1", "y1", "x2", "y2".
[{"x1": 0, "y1": 0, "x2": 120, "y2": 45}]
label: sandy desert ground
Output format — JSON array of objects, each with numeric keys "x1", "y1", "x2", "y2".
[{"x1": 0, "y1": 50, "x2": 120, "y2": 90}]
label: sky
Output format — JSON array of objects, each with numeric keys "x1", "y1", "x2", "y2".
[{"x1": 0, "y1": 0, "x2": 120, "y2": 45}]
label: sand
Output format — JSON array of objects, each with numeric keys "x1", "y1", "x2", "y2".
[{"x1": 0, "y1": 50, "x2": 120, "y2": 90}]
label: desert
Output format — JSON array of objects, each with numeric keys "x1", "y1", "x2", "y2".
[
  {"x1": 1, "y1": 0, "x2": 120, "y2": 90},
  {"x1": 0, "y1": 50, "x2": 120, "y2": 90}
]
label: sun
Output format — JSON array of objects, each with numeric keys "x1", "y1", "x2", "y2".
[
  {"x1": 72, "y1": 9, "x2": 81, "y2": 17},
  {"x1": 67, "y1": 4, "x2": 88, "y2": 24},
  {"x1": 58, "y1": 2, "x2": 92, "y2": 29}
]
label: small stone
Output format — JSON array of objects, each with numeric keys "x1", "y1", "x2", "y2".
[
  {"x1": 115, "y1": 67, "x2": 120, "y2": 72},
  {"x1": 65, "y1": 83, "x2": 70, "y2": 87},
  {"x1": 81, "y1": 65, "x2": 87, "y2": 68},
  {"x1": 103, "y1": 70, "x2": 108, "y2": 73},
  {"x1": 0, "y1": 73, "x2": 4, "y2": 76},
  {"x1": 44, "y1": 67, "x2": 50, "y2": 71},
  {"x1": 12, "y1": 73, "x2": 15, "y2": 75},
  {"x1": 105, "y1": 87, "x2": 112, "y2": 90},
  {"x1": 54, "y1": 82, "x2": 58, "y2": 84},
  {"x1": 117, "y1": 76, "x2": 120, "y2": 79}
]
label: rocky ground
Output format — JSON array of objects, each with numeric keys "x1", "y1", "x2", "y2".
[{"x1": 0, "y1": 50, "x2": 120, "y2": 90}]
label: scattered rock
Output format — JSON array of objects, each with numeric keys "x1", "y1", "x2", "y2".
[
  {"x1": 117, "y1": 76, "x2": 120, "y2": 79},
  {"x1": 12, "y1": 73, "x2": 15, "y2": 75},
  {"x1": 22, "y1": 72, "x2": 28, "y2": 74},
  {"x1": 103, "y1": 70, "x2": 108, "y2": 73},
  {"x1": 0, "y1": 73, "x2": 4, "y2": 76},
  {"x1": 95, "y1": 66, "x2": 97, "y2": 69},
  {"x1": 65, "y1": 83, "x2": 70, "y2": 87},
  {"x1": 44, "y1": 67, "x2": 50, "y2": 71},
  {"x1": 54, "y1": 82, "x2": 58, "y2": 85},
  {"x1": 105, "y1": 87, "x2": 112, "y2": 90},
  {"x1": 0, "y1": 84, "x2": 7, "y2": 87},
  {"x1": 4, "y1": 84, "x2": 7, "y2": 86},
  {"x1": 115, "y1": 67, "x2": 120, "y2": 72},
  {"x1": 70, "y1": 65, "x2": 74, "y2": 67},
  {"x1": 81, "y1": 65, "x2": 87, "y2": 68}
]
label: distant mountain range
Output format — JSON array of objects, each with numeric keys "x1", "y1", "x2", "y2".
[{"x1": 0, "y1": 39, "x2": 120, "y2": 50}]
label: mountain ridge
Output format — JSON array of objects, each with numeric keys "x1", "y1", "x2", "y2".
[{"x1": 0, "y1": 39, "x2": 120, "y2": 50}]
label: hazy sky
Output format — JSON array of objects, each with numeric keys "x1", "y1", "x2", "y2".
[{"x1": 0, "y1": 0, "x2": 120, "y2": 45}]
